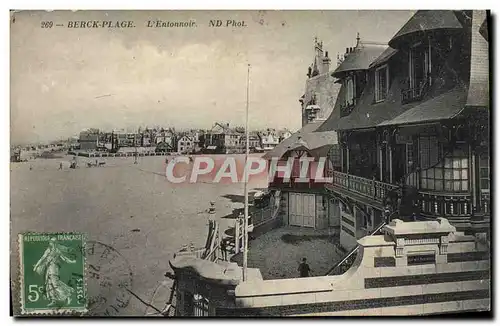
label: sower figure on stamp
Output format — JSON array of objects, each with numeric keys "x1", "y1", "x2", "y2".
[{"x1": 33, "y1": 238, "x2": 76, "y2": 307}]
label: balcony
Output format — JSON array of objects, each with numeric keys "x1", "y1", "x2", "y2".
[
  {"x1": 401, "y1": 78, "x2": 428, "y2": 104},
  {"x1": 270, "y1": 171, "x2": 490, "y2": 225},
  {"x1": 330, "y1": 171, "x2": 398, "y2": 207},
  {"x1": 339, "y1": 98, "x2": 357, "y2": 117},
  {"x1": 419, "y1": 191, "x2": 472, "y2": 218}
]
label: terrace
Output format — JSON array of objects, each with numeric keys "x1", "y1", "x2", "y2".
[{"x1": 229, "y1": 226, "x2": 340, "y2": 279}]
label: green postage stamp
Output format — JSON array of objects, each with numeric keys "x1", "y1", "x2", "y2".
[{"x1": 18, "y1": 232, "x2": 87, "y2": 315}]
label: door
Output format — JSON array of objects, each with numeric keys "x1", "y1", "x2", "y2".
[
  {"x1": 289, "y1": 193, "x2": 315, "y2": 228},
  {"x1": 328, "y1": 198, "x2": 340, "y2": 227},
  {"x1": 303, "y1": 194, "x2": 315, "y2": 228},
  {"x1": 289, "y1": 193, "x2": 302, "y2": 226}
]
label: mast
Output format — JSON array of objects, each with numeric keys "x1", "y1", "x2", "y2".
[
  {"x1": 134, "y1": 127, "x2": 138, "y2": 164},
  {"x1": 243, "y1": 64, "x2": 250, "y2": 281}
]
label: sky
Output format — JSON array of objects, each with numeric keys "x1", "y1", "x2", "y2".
[{"x1": 10, "y1": 10, "x2": 415, "y2": 144}]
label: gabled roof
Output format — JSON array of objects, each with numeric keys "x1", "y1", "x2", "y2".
[
  {"x1": 389, "y1": 11, "x2": 464, "y2": 48},
  {"x1": 211, "y1": 122, "x2": 234, "y2": 134},
  {"x1": 179, "y1": 135, "x2": 194, "y2": 141},
  {"x1": 332, "y1": 41, "x2": 388, "y2": 78},
  {"x1": 262, "y1": 121, "x2": 338, "y2": 160}
]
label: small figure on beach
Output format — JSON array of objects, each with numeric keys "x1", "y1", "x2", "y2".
[
  {"x1": 220, "y1": 238, "x2": 227, "y2": 261},
  {"x1": 29, "y1": 164, "x2": 33, "y2": 171},
  {"x1": 298, "y1": 257, "x2": 312, "y2": 277},
  {"x1": 59, "y1": 162, "x2": 63, "y2": 170}
]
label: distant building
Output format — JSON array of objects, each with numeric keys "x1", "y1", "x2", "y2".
[
  {"x1": 240, "y1": 131, "x2": 261, "y2": 150},
  {"x1": 177, "y1": 135, "x2": 196, "y2": 154},
  {"x1": 155, "y1": 141, "x2": 173, "y2": 153},
  {"x1": 79, "y1": 128, "x2": 100, "y2": 150},
  {"x1": 279, "y1": 129, "x2": 293, "y2": 142},
  {"x1": 258, "y1": 129, "x2": 280, "y2": 150},
  {"x1": 153, "y1": 129, "x2": 176, "y2": 151},
  {"x1": 204, "y1": 122, "x2": 243, "y2": 154},
  {"x1": 10, "y1": 148, "x2": 21, "y2": 162}
]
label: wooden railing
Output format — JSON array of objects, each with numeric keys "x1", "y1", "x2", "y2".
[
  {"x1": 481, "y1": 192, "x2": 490, "y2": 214},
  {"x1": 339, "y1": 98, "x2": 357, "y2": 116},
  {"x1": 401, "y1": 78, "x2": 428, "y2": 104},
  {"x1": 419, "y1": 191, "x2": 472, "y2": 218},
  {"x1": 332, "y1": 171, "x2": 397, "y2": 204},
  {"x1": 271, "y1": 171, "x2": 490, "y2": 224}
]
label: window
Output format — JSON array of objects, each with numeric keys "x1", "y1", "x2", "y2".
[
  {"x1": 345, "y1": 75, "x2": 355, "y2": 106},
  {"x1": 375, "y1": 65, "x2": 389, "y2": 102},
  {"x1": 409, "y1": 41, "x2": 431, "y2": 91},
  {"x1": 193, "y1": 294, "x2": 209, "y2": 316},
  {"x1": 419, "y1": 137, "x2": 469, "y2": 192},
  {"x1": 419, "y1": 136, "x2": 440, "y2": 170},
  {"x1": 479, "y1": 150, "x2": 490, "y2": 193}
]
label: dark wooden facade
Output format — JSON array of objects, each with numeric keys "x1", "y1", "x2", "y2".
[{"x1": 270, "y1": 10, "x2": 490, "y2": 236}]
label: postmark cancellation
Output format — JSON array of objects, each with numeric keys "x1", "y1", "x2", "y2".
[{"x1": 18, "y1": 232, "x2": 87, "y2": 315}]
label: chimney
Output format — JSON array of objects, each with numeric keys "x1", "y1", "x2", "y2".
[{"x1": 322, "y1": 51, "x2": 331, "y2": 73}]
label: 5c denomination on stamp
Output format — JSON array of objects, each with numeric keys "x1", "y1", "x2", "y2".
[{"x1": 18, "y1": 233, "x2": 87, "y2": 315}]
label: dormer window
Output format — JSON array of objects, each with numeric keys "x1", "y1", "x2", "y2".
[
  {"x1": 409, "y1": 41, "x2": 431, "y2": 89},
  {"x1": 402, "y1": 41, "x2": 432, "y2": 103},
  {"x1": 374, "y1": 65, "x2": 389, "y2": 102},
  {"x1": 344, "y1": 75, "x2": 356, "y2": 106}
]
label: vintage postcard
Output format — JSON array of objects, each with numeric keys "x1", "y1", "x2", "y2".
[{"x1": 10, "y1": 10, "x2": 491, "y2": 317}]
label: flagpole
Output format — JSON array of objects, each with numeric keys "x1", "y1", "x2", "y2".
[{"x1": 243, "y1": 64, "x2": 250, "y2": 282}]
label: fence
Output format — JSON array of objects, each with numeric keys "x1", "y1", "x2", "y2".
[{"x1": 234, "y1": 192, "x2": 281, "y2": 254}]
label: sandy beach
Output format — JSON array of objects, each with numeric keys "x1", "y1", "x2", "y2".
[{"x1": 10, "y1": 154, "x2": 267, "y2": 315}]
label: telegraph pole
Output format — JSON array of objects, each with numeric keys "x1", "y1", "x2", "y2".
[{"x1": 243, "y1": 64, "x2": 250, "y2": 281}]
